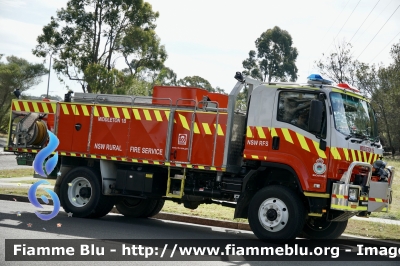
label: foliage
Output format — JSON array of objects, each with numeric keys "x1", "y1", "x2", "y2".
[
  {"x1": 0, "y1": 55, "x2": 48, "y2": 132},
  {"x1": 316, "y1": 41, "x2": 359, "y2": 86},
  {"x1": 242, "y1": 26, "x2": 298, "y2": 83},
  {"x1": 33, "y1": 0, "x2": 166, "y2": 94},
  {"x1": 177, "y1": 75, "x2": 215, "y2": 92},
  {"x1": 316, "y1": 40, "x2": 400, "y2": 154}
]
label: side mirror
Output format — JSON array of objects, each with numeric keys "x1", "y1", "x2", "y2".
[{"x1": 309, "y1": 100, "x2": 323, "y2": 134}]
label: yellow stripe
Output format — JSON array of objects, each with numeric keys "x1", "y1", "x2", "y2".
[
  {"x1": 101, "y1": 156, "x2": 107, "y2": 159},
  {"x1": 194, "y1": 122, "x2": 200, "y2": 134},
  {"x1": 142, "y1": 160, "x2": 148, "y2": 164},
  {"x1": 363, "y1": 151, "x2": 367, "y2": 162},
  {"x1": 202, "y1": 123, "x2": 212, "y2": 135},
  {"x1": 112, "y1": 107, "x2": 120, "y2": 118},
  {"x1": 81, "y1": 105, "x2": 89, "y2": 116},
  {"x1": 351, "y1": 149, "x2": 356, "y2": 161},
  {"x1": 312, "y1": 140, "x2": 327, "y2": 159},
  {"x1": 251, "y1": 155, "x2": 259, "y2": 159},
  {"x1": 32, "y1": 102, "x2": 40, "y2": 112},
  {"x1": 93, "y1": 106, "x2": 99, "y2": 117},
  {"x1": 214, "y1": 124, "x2": 224, "y2": 136},
  {"x1": 61, "y1": 104, "x2": 69, "y2": 115},
  {"x1": 198, "y1": 166, "x2": 205, "y2": 169},
  {"x1": 143, "y1": 109, "x2": 152, "y2": 121},
  {"x1": 51, "y1": 103, "x2": 56, "y2": 113},
  {"x1": 246, "y1": 127, "x2": 253, "y2": 138},
  {"x1": 60, "y1": 152, "x2": 67, "y2": 156},
  {"x1": 13, "y1": 101, "x2": 21, "y2": 111},
  {"x1": 122, "y1": 108, "x2": 130, "y2": 119},
  {"x1": 270, "y1": 127, "x2": 278, "y2": 137},
  {"x1": 373, "y1": 154, "x2": 378, "y2": 162},
  {"x1": 331, "y1": 204, "x2": 367, "y2": 211},
  {"x1": 330, "y1": 147, "x2": 341, "y2": 160},
  {"x1": 41, "y1": 103, "x2": 49, "y2": 113},
  {"x1": 165, "y1": 162, "x2": 170, "y2": 166},
  {"x1": 308, "y1": 213, "x2": 323, "y2": 217},
  {"x1": 374, "y1": 198, "x2": 383, "y2": 203},
  {"x1": 122, "y1": 158, "x2": 127, "y2": 162},
  {"x1": 91, "y1": 155, "x2": 96, "y2": 158},
  {"x1": 357, "y1": 150, "x2": 362, "y2": 162},
  {"x1": 281, "y1": 128, "x2": 294, "y2": 144},
  {"x1": 154, "y1": 110, "x2": 163, "y2": 121},
  {"x1": 133, "y1": 109, "x2": 141, "y2": 120},
  {"x1": 179, "y1": 114, "x2": 189, "y2": 130},
  {"x1": 164, "y1": 110, "x2": 170, "y2": 121},
  {"x1": 72, "y1": 105, "x2": 79, "y2": 115},
  {"x1": 256, "y1": 127, "x2": 266, "y2": 139},
  {"x1": 334, "y1": 194, "x2": 345, "y2": 199},
  {"x1": 343, "y1": 148, "x2": 350, "y2": 161},
  {"x1": 210, "y1": 167, "x2": 216, "y2": 170},
  {"x1": 101, "y1": 106, "x2": 109, "y2": 117},
  {"x1": 296, "y1": 132, "x2": 310, "y2": 152},
  {"x1": 23, "y1": 101, "x2": 30, "y2": 112},
  {"x1": 111, "y1": 157, "x2": 117, "y2": 161},
  {"x1": 368, "y1": 152, "x2": 373, "y2": 164},
  {"x1": 304, "y1": 192, "x2": 330, "y2": 198},
  {"x1": 70, "y1": 153, "x2": 76, "y2": 157},
  {"x1": 186, "y1": 164, "x2": 192, "y2": 168},
  {"x1": 132, "y1": 159, "x2": 138, "y2": 163}
]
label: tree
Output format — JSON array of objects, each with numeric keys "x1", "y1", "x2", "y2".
[
  {"x1": 0, "y1": 55, "x2": 48, "y2": 132},
  {"x1": 316, "y1": 41, "x2": 358, "y2": 86},
  {"x1": 33, "y1": 0, "x2": 166, "y2": 93},
  {"x1": 243, "y1": 26, "x2": 298, "y2": 82},
  {"x1": 177, "y1": 76, "x2": 215, "y2": 92}
]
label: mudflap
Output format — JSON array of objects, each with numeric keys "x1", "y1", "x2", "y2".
[{"x1": 368, "y1": 181, "x2": 389, "y2": 212}]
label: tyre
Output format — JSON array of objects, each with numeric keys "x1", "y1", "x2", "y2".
[
  {"x1": 116, "y1": 198, "x2": 159, "y2": 218},
  {"x1": 300, "y1": 218, "x2": 348, "y2": 239},
  {"x1": 248, "y1": 185, "x2": 305, "y2": 241},
  {"x1": 144, "y1": 199, "x2": 165, "y2": 217},
  {"x1": 60, "y1": 167, "x2": 114, "y2": 218}
]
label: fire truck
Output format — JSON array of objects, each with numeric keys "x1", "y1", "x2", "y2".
[{"x1": 5, "y1": 72, "x2": 394, "y2": 240}]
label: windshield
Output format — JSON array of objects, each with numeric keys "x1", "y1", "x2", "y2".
[{"x1": 330, "y1": 92, "x2": 378, "y2": 140}]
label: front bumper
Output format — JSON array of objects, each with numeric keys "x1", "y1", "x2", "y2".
[{"x1": 330, "y1": 161, "x2": 394, "y2": 213}]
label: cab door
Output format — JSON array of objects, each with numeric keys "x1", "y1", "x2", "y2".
[{"x1": 270, "y1": 90, "x2": 331, "y2": 193}]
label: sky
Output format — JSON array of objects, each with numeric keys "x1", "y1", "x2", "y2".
[{"x1": 1, "y1": 0, "x2": 399, "y2": 99}]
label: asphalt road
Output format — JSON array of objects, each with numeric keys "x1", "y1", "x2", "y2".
[
  {"x1": 1, "y1": 200, "x2": 399, "y2": 266},
  {"x1": 0, "y1": 137, "x2": 29, "y2": 171}
]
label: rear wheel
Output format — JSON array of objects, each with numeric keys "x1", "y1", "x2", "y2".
[
  {"x1": 116, "y1": 198, "x2": 161, "y2": 218},
  {"x1": 144, "y1": 199, "x2": 165, "y2": 217},
  {"x1": 248, "y1": 185, "x2": 305, "y2": 241},
  {"x1": 60, "y1": 167, "x2": 114, "y2": 218},
  {"x1": 300, "y1": 218, "x2": 348, "y2": 239}
]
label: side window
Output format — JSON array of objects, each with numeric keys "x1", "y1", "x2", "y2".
[{"x1": 278, "y1": 91, "x2": 324, "y2": 134}]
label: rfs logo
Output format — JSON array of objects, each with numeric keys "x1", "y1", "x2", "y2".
[{"x1": 178, "y1": 134, "x2": 187, "y2": 145}]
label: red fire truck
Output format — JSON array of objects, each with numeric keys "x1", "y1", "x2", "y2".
[{"x1": 5, "y1": 72, "x2": 394, "y2": 240}]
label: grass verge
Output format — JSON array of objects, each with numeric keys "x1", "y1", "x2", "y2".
[{"x1": 0, "y1": 168, "x2": 35, "y2": 178}]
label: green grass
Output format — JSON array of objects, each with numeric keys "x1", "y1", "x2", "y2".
[
  {"x1": 0, "y1": 187, "x2": 49, "y2": 197},
  {"x1": 0, "y1": 168, "x2": 34, "y2": 178},
  {"x1": 7, "y1": 179, "x2": 56, "y2": 185}
]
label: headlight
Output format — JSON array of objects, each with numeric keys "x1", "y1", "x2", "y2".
[{"x1": 348, "y1": 188, "x2": 359, "y2": 202}]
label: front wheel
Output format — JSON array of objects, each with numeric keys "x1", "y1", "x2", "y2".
[
  {"x1": 248, "y1": 185, "x2": 305, "y2": 241},
  {"x1": 60, "y1": 167, "x2": 114, "y2": 218},
  {"x1": 300, "y1": 218, "x2": 348, "y2": 239}
]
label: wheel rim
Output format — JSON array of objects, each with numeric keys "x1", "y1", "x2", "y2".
[
  {"x1": 258, "y1": 197, "x2": 289, "y2": 232},
  {"x1": 68, "y1": 177, "x2": 92, "y2": 207}
]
